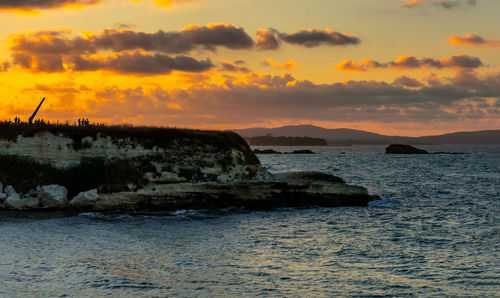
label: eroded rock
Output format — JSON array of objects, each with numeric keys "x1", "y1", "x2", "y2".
[
  {"x1": 5, "y1": 193, "x2": 39, "y2": 210},
  {"x1": 37, "y1": 185, "x2": 68, "y2": 208},
  {"x1": 69, "y1": 172, "x2": 373, "y2": 212},
  {"x1": 69, "y1": 189, "x2": 99, "y2": 208}
]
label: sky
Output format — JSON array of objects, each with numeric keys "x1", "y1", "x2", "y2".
[{"x1": 0, "y1": 0, "x2": 499, "y2": 136}]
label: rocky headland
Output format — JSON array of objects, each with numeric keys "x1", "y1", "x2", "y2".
[{"x1": 0, "y1": 123, "x2": 375, "y2": 212}]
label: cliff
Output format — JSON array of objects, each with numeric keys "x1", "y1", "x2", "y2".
[{"x1": 0, "y1": 123, "x2": 375, "y2": 212}]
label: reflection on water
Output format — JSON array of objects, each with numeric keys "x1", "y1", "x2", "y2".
[{"x1": 0, "y1": 145, "x2": 499, "y2": 296}]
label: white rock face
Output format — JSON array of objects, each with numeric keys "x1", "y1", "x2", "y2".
[
  {"x1": 4, "y1": 185, "x2": 17, "y2": 197},
  {"x1": 5, "y1": 193, "x2": 39, "y2": 210},
  {"x1": 37, "y1": 185, "x2": 68, "y2": 208},
  {"x1": 70, "y1": 189, "x2": 99, "y2": 208},
  {"x1": 217, "y1": 174, "x2": 230, "y2": 183},
  {"x1": 0, "y1": 193, "x2": 7, "y2": 203}
]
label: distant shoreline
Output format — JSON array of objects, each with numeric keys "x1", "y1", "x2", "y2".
[{"x1": 235, "y1": 125, "x2": 500, "y2": 145}]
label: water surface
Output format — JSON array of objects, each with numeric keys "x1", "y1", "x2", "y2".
[{"x1": 1, "y1": 145, "x2": 498, "y2": 296}]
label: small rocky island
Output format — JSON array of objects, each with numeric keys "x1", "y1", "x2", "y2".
[
  {"x1": 0, "y1": 122, "x2": 375, "y2": 212},
  {"x1": 385, "y1": 144, "x2": 429, "y2": 154}
]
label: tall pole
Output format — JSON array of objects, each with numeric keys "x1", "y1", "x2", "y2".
[{"x1": 29, "y1": 97, "x2": 46, "y2": 125}]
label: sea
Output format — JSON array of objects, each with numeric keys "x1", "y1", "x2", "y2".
[{"x1": 0, "y1": 145, "x2": 498, "y2": 297}]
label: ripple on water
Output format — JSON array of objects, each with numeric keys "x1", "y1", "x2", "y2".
[{"x1": 0, "y1": 145, "x2": 499, "y2": 296}]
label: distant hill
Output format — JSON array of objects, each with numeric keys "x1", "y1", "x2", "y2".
[
  {"x1": 234, "y1": 125, "x2": 500, "y2": 145},
  {"x1": 245, "y1": 135, "x2": 327, "y2": 146}
]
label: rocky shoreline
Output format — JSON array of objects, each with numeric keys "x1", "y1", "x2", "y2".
[
  {"x1": 0, "y1": 124, "x2": 376, "y2": 213},
  {"x1": 0, "y1": 171, "x2": 375, "y2": 212}
]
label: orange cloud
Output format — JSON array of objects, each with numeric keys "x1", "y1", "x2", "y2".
[
  {"x1": 336, "y1": 54, "x2": 482, "y2": 71},
  {"x1": 399, "y1": 0, "x2": 422, "y2": 8},
  {"x1": 263, "y1": 59, "x2": 301, "y2": 70},
  {"x1": 255, "y1": 29, "x2": 280, "y2": 50},
  {"x1": 153, "y1": 0, "x2": 197, "y2": 7},
  {"x1": 448, "y1": 33, "x2": 500, "y2": 48},
  {"x1": 336, "y1": 59, "x2": 381, "y2": 72}
]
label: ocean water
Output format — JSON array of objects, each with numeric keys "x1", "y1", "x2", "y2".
[{"x1": 0, "y1": 145, "x2": 498, "y2": 297}]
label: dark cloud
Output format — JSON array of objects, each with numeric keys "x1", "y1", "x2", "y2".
[
  {"x1": 255, "y1": 29, "x2": 280, "y2": 50},
  {"x1": 71, "y1": 51, "x2": 213, "y2": 74},
  {"x1": 219, "y1": 61, "x2": 251, "y2": 73},
  {"x1": 12, "y1": 52, "x2": 65, "y2": 73},
  {"x1": 0, "y1": 0, "x2": 101, "y2": 10},
  {"x1": 392, "y1": 76, "x2": 425, "y2": 88},
  {"x1": 9, "y1": 24, "x2": 254, "y2": 59},
  {"x1": 8, "y1": 25, "x2": 253, "y2": 74},
  {"x1": 11, "y1": 30, "x2": 94, "y2": 55},
  {"x1": 182, "y1": 24, "x2": 254, "y2": 50},
  {"x1": 93, "y1": 29, "x2": 193, "y2": 54},
  {"x1": 278, "y1": 29, "x2": 360, "y2": 48},
  {"x1": 337, "y1": 54, "x2": 482, "y2": 71}
]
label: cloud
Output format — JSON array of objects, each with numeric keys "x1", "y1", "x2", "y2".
[
  {"x1": 336, "y1": 54, "x2": 482, "y2": 71},
  {"x1": 66, "y1": 71, "x2": 498, "y2": 127},
  {"x1": 70, "y1": 51, "x2": 212, "y2": 74},
  {"x1": 7, "y1": 25, "x2": 253, "y2": 74},
  {"x1": 255, "y1": 29, "x2": 280, "y2": 50},
  {"x1": 182, "y1": 23, "x2": 254, "y2": 50},
  {"x1": 436, "y1": 0, "x2": 476, "y2": 9},
  {"x1": 219, "y1": 61, "x2": 251, "y2": 73},
  {"x1": 399, "y1": 0, "x2": 477, "y2": 9},
  {"x1": 9, "y1": 24, "x2": 253, "y2": 57},
  {"x1": 278, "y1": 29, "x2": 360, "y2": 48},
  {"x1": 17, "y1": 70, "x2": 499, "y2": 130},
  {"x1": 9, "y1": 30, "x2": 214, "y2": 74},
  {"x1": 0, "y1": 0, "x2": 102, "y2": 11},
  {"x1": 335, "y1": 59, "x2": 381, "y2": 72},
  {"x1": 263, "y1": 59, "x2": 301, "y2": 70},
  {"x1": 0, "y1": 60, "x2": 10, "y2": 71},
  {"x1": 448, "y1": 33, "x2": 500, "y2": 48},
  {"x1": 113, "y1": 22, "x2": 137, "y2": 29},
  {"x1": 392, "y1": 76, "x2": 425, "y2": 88}
]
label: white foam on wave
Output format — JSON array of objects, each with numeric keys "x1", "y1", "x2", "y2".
[
  {"x1": 368, "y1": 196, "x2": 393, "y2": 207},
  {"x1": 78, "y1": 212, "x2": 104, "y2": 218}
]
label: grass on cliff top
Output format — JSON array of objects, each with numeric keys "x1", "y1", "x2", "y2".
[{"x1": 0, "y1": 121, "x2": 260, "y2": 165}]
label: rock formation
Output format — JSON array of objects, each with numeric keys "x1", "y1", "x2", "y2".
[
  {"x1": 385, "y1": 144, "x2": 429, "y2": 154},
  {"x1": 0, "y1": 124, "x2": 376, "y2": 212}
]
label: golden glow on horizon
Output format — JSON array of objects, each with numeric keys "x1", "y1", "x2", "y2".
[{"x1": 0, "y1": 0, "x2": 498, "y2": 135}]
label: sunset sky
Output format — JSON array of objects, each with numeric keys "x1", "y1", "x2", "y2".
[{"x1": 0, "y1": 0, "x2": 499, "y2": 136}]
